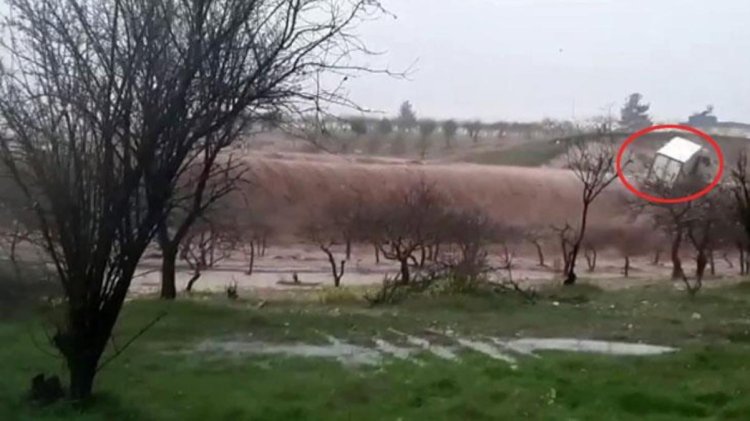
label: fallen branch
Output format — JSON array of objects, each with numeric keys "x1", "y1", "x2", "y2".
[{"x1": 97, "y1": 312, "x2": 167, "y2": 373}]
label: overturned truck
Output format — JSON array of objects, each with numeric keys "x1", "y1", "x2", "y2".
[{"x1": 647, "y1": 136, "x2": 716, "y2": 187}]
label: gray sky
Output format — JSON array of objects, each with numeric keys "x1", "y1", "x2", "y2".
[{"x1": 342, "y1": 0, "x2": 750, "y2": 123}]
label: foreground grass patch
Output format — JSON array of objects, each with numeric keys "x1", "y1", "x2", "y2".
[{"x1": 2, "y1": 284, "x2": 750, "y2": 419}]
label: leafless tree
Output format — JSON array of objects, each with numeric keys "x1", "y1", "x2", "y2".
[
  {"x1": 241, "y1": 218, "x2": 273, "y2": 276},
  {"x1": 614, "y1": 225, "x2": 652, "y2": 278},
  {"x1": 641, "y1": 177, "x2": 732, "y2": 294},
  {"x1": 230, "y1": 194, "x2": 274, "y2": 276},
  {"x1": 681, "y1": 192, "x2": 730, "y2": 296},
  {"x1": 180, "y1": 220, "x2": 237, "y2": 292},
  {"x1": 150, "y1": 0, "x2": 392, "y2": 299},
  {"x1": 364, "y1": 180, "x2": 447, "y2": 284},
  {"x1": 158, "y1": 155, "x2": 245, "y2": 298},
  {"x1": 731, "y1": 151, "x2": 750, "y2": 274},
  {"x1": 525, "y1": 227, "x2": 549, "y2": 267},
  {"x1": 328, "y1": 187, "x2": 367, "y2": 261},
  {"x1": 581, "y1": 226, "x2": 611, "y2": 272},
  {"x1": 304, "y1": 222, "x2": 346, "y2": 287},
  {"x1": 551, "y1": 223, "x2": 575, "y2": 274},
  {"x1": 563, "y1": 127, "x2": 620, "y2": 285},
  {"x1": 464, "y1": 120, "x2": 483, "y2": 143},
  {"x1": 636, "y1": 178, "x2": 710, "y2": 281},
  {"x1": 0, "y1": 0, "x2": 385, "y2": 400}
]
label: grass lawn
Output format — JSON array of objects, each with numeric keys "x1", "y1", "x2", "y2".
[
  {"x1": 462, "y1": 141, "x2": 567, "y2": 167},
  {"x1": 3, "y1": 282, "x2": 750, "y2": 420}
]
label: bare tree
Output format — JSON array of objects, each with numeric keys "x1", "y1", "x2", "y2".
[
  {"x1": 157, "y1": 155, "x2": 245, "y2": 299},
  {"x1": 525, "y1": 227, "x2": 549, "y2": 267},
  {"x1": 304, "y1": 222, "x2": 346, "y2": 287},
  {"x1": 551, "y1": 223, "x2": 575, "y2": 274},
  {"x1": 640, "y1": 175, "x2": 732, "y2": 294},
  {"x1": 681, "y1": 191, "x2": 730, "y2": 296},
  {"x1": 731, "y1": 151, "x2": 750, "y2": 273},
  {"x1": 364, "y1": 180, "x2": 447, "y2": 284},
  {"x1": 563, "y1": 128, "x2": 619, "y2": 285},
  {"x1": 0, "y1": 0, "x2": 384, "y2": 400},
  {"x1": 636, "y1": 179, "x2": 708, "y2": 281},
  {"x1": 240, "y1": 216, "x2": 273, "y2": 276},
  {"x1": 615, "y1": 225, "x2": 652, "y2": 278},
  {"x1": 442, "y1": 120, "x2": 458, "y2": 149},
  {"x1": 150, "y1": 0, "x2": 392, "y2": 300},
  {"x1": 464, "y1": 120, "x2": 483, "y2": 143},
  {"x1": 181, "y1": 220, "x2": 237, "y2": 292},
  {"x1": 581, "y1": 226, "x2": 610, "y2": 272},
  {"x1": 417, "y1": 119, "x2": 437, "y2": 159}
]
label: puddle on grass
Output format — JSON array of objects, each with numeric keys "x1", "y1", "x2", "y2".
[
  {"x1": 389, "y1": 329, "x2": 458, "y2": 361},
  {"x1": 494, "y1": 338, "x2": 676, "y2": 356},
  {"x1": 195, "y1": 335, "x2": 382, "y2": 367},
  {"x1": 374, "y1": 339, "x2": 417, "y2": 361},
  {"x1": 191, "y1": 334, "x2": 676, "y2": 368}
]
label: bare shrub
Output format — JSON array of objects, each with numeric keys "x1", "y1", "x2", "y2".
[
  {"x1": 440, "y1": 209, "x2": 496, "y2": 283},
  {"x1": 226, "y1": 282, "x2": 239, "y2": 300},
  {"x1": 364, "y1": 276, "x2": 410, "y2": 306}
]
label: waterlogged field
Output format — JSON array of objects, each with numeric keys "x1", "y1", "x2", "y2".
[{"x1": 3, "y1": 282, "x2": 750, "y2": 420}]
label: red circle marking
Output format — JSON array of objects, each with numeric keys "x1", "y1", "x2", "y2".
[{"x1": 616, "y1": 124, "x2": 724, "y2": 204}]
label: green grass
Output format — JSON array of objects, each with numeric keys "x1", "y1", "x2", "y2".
[
  {"x1": 463, "y1": 140, "x2": 567, "y2": 167},
  {"x1": 3, "y1": 282, "x2": 750, "y2": 419}
]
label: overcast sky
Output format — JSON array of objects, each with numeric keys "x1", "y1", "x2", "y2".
[{"x1": 340, "y1": 0, "x2": 750, "y2": 123}]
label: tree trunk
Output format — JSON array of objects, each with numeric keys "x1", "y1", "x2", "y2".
[
  {"x1": 671, "y1": 230, "x2": 685, "y2": 280},
  {"x1": 399, "y1": 259, "x2": 410, "y2": 284},
  {"x1": 186, "y1": 270, "x2": 201, "y2": 292},
  {"x1": 740, "y1": 246, "x2": 746, "y2": 275},
  {"x1": 623, "y1": 256, "x2": 630, "y2": 278},
  {"x1": 9, "y1": 229, "x2": 20, "y2": 263},
  {"x1": 709, "y1": 249, "x2": 715, "y2": 276},
  {"x1": 345, "y1": 238, "x2": 352, "y2": 261},
  {"x1": 54, "y1": 314, "x2": 110, "y2": 400},
  {"x1": 584, "y1": 247, "x2": 597, "y2": 272},
  {"x1": 565, "y1": 203, "x2": 590, "y2": 286},
  {"x1": 68, "y1": 356, "x2": 98, "y2": 401},
  {"x1": 533, "y1": 241, "x2": 545, "y2": 267},
  {"x1": 160, "y1": 244, "x2": 178, "y2": 300},
  {"x1": 696, "y1": 250, "x2": 707, "y2": 285},
  {"x1": 322, "y1": 245, "x2": 345, "y2": 287},
  {"x1": 246, "y1": 241, "x2": 255, "y2": 275},
  {"x1": 653, "y1": 249, "x2": 661, "y2": 265},
  {"x1": 374, "y1": 244, "x2": 380, "y2": 264},
  {"x1": 336, "y1": 260, "x2": 345, "y2": 287},
  {"x1": 260, "y1": 235, "x2": 268, "y2": 256}
]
